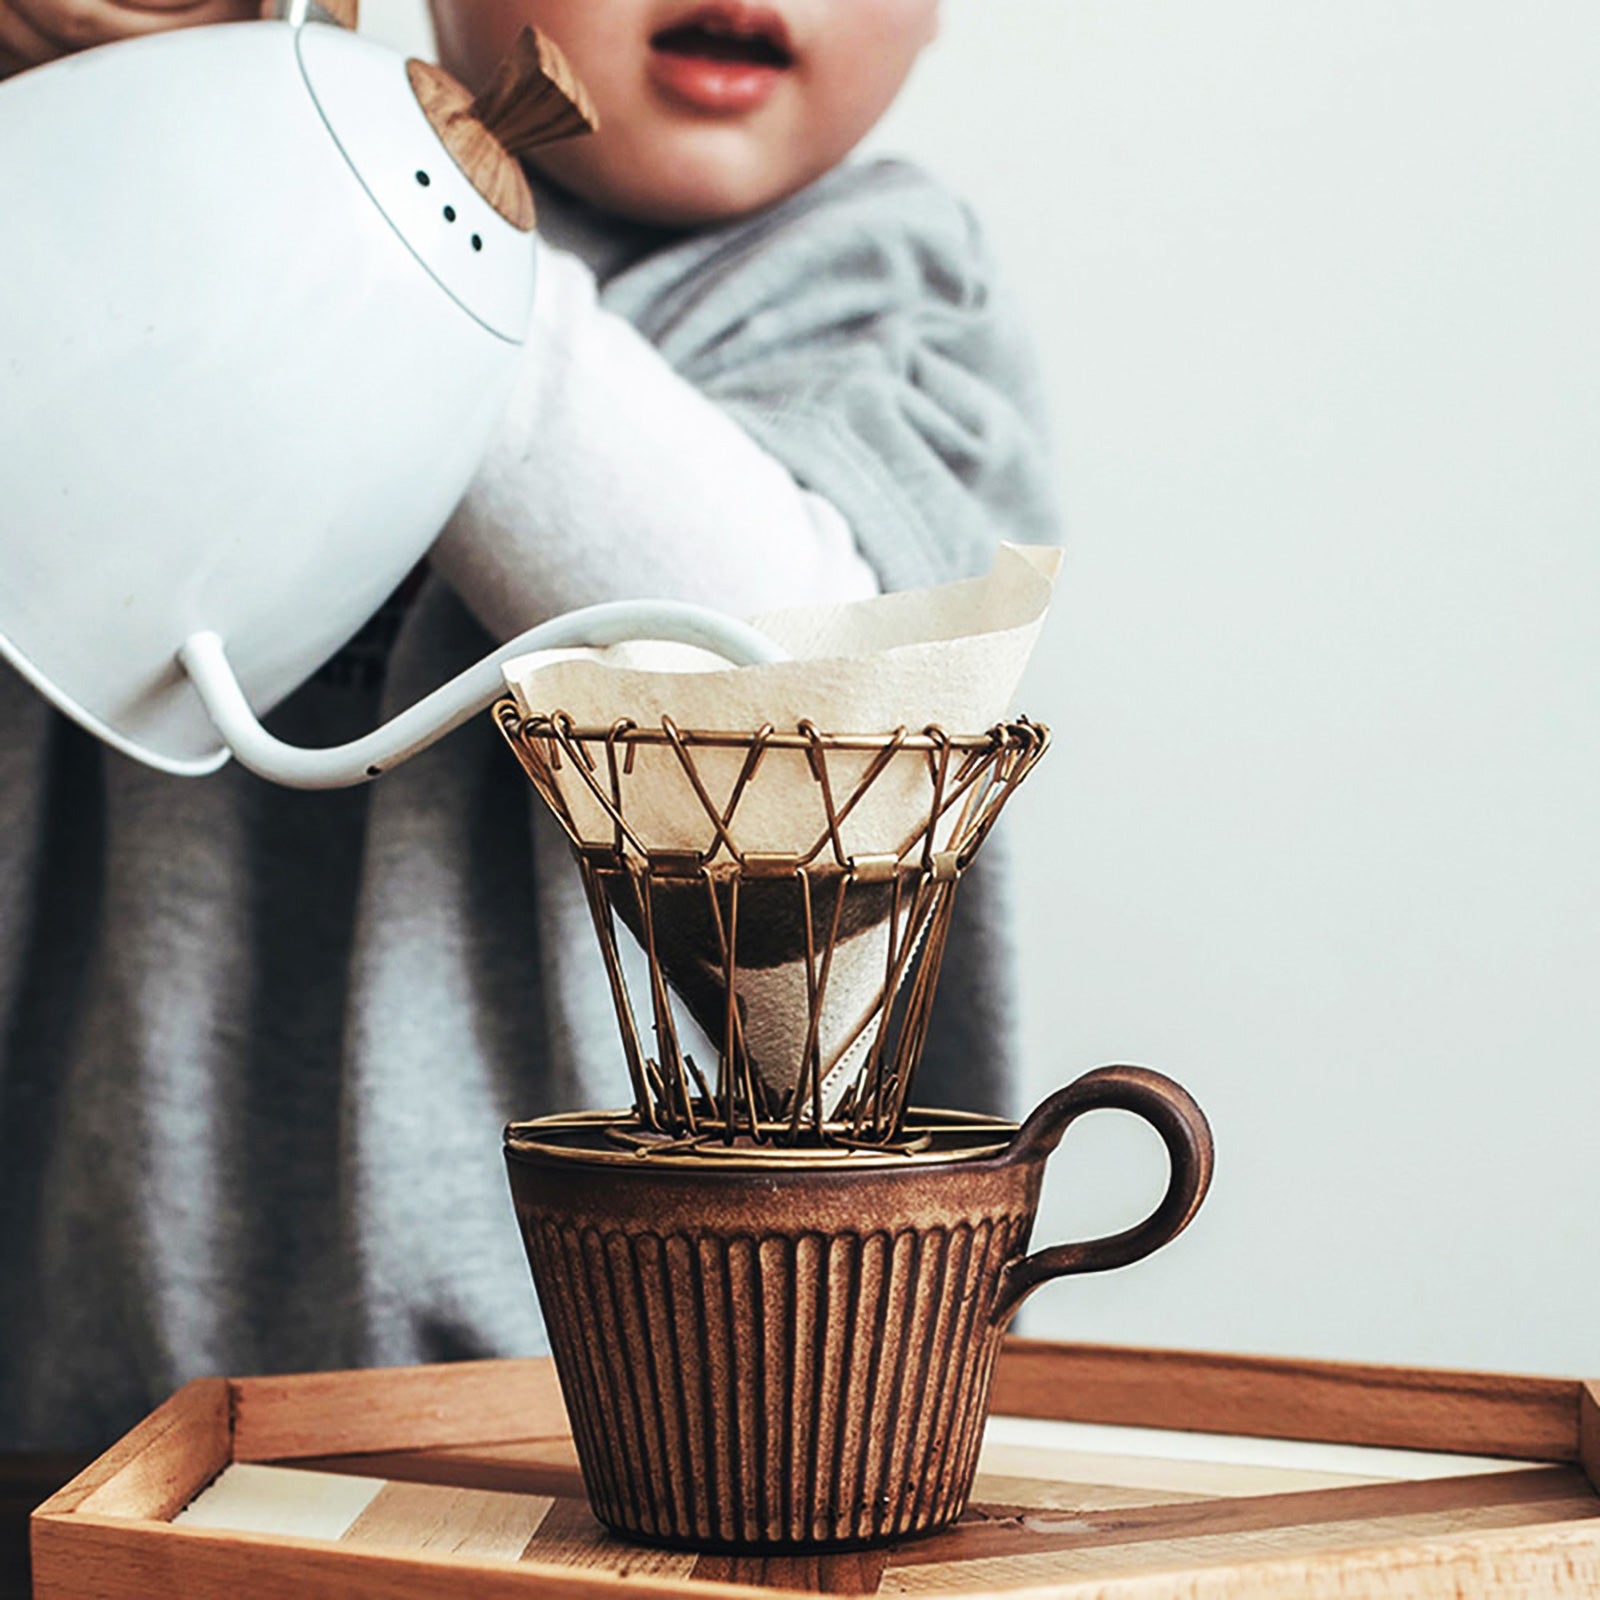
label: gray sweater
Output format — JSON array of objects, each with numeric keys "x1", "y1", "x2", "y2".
[{"x1": 0, "y1": 159, "x2": 1058, "y2": 1450}]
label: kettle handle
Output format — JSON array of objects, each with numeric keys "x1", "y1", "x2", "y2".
[
  {"x1": 990, "y1": 1064, "x2": 1214, "y2": 1328},
  {"x1": 179, "y1": 599, "x2": 786, "y2": 790}
]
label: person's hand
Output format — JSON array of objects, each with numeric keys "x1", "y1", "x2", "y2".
[{"x1": 0, "y1": 0, "x2": 264, "y2": 79}]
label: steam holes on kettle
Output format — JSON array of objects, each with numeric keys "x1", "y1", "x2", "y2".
[{"x1": 413, "y1": 172, "x2": 482, "y2": 253}]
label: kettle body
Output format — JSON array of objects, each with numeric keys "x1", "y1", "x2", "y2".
[{"x1": 0, "y1": 20, "x2": 535, "y2": 774}]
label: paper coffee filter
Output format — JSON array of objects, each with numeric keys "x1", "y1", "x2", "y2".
[
  {"x1": 504, "y1": 544, "x2": 1058, "y2": 853},
  {"x1": 501, "y1": 543, "x2": 1059, "y2": 1117}
]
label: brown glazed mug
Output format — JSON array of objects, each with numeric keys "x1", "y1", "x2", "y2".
[{"x1": 504, "y1": 1064, "x2": 1213, "y2": 1553}]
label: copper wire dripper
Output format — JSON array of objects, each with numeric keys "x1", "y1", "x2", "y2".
[{"x1": 496, "y1": 704, "x2": 1048, "y2": 1153}]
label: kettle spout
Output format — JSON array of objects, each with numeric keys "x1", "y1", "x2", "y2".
[{"x1": 178, "y1": 600, "x2": 786, "y2": 790}]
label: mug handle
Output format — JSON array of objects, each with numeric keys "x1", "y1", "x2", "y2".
[{"x1": 990, "y1": 1064, "x2": 1214, "y2": 1328}]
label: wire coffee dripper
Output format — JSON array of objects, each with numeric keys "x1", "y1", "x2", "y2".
[{"x1": 495, "y1": 704, "x2": 1048, "y2": 1155}]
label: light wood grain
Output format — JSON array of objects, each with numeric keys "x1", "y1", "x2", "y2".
[
  {"x1": 895, "y1": 1467, "x2": 1597, "y2": 1570},
  {"x1": 34, "y1": 1378, "x2": 229, "y2": 1523},
  {"x1": 231, "y1": 1358, "x2": 565, "y2": 1463},
  {"x1": 406, "y1": 30, "x2": 596, "y2": 234},
  {"x1": 31, "y1": 1515, "x2": 805, "y2": 1600},
  {"x1": 343, "y1": 1481, "x2": 552, "y2": 1560},
  {"x1": 967, "y1": 1473, "x2": 1214, "y2": 1514},
  {"x1": 991, "y1": 1339, "x2": 1581, "y2": 1461},
  {"x1": 881, "y1": 1518, "x2": 1600, "y2": 1598},
  {"x1": 407, "y1": 61, "x2": 535, "y2": 231},
  {"x1": 524, "y1": 1496, "x2": 697, "y2": 1577}
]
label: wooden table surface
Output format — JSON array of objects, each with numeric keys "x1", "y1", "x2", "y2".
[
  {"x1": 151, "y1": 1417, "x2": 1583, "y2": 1598},
  {"x1": 2, "y1": 1418, "x2": 1537, "y2": 1600},
  {"x1": 19, "y1": 1344, "x2": 1600, "y2": 1598}
]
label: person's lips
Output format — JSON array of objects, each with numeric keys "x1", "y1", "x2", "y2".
[{"x1": 648, "y1": 4, "x2": 795, "y2": 114}]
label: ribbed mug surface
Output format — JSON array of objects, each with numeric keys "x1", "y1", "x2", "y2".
[{"x1": 506, "y1": 1119, "x2": 1034, "y2": 1550}]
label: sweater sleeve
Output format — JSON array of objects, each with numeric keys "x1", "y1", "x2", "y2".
[
  {"x1": 433, "y1": 158, "x2": 1058, "y2": 639},
  {"x1": 429, "y1": 242, "x2": 878, "y2": 644},
  {"x1": 604, "y1": 159, "x2": 1062, "y2": 594}
]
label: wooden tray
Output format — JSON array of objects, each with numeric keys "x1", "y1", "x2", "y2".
[{"x1": 31, "y1": 1339, "x2": 1600, "y2": 1598}]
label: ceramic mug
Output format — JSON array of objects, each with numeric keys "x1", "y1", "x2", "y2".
[{"x1": 504, "y1": 1063, "x2": 1213, "y2": 1553}]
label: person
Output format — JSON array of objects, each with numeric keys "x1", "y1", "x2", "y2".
[{"x1": 0, "y1": 0, "x2": 1059, "y2": 1454}]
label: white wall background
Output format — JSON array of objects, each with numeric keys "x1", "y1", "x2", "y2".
[{"x1": 368, "y1": 2, "x2": 1600, "y2": 1377}]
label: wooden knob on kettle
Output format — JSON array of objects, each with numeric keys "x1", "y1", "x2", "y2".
[{"x1": 408, "y1": 27, "x2": 598, "y2": 232}]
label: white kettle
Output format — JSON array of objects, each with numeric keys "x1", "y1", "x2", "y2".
[{"x1": 0, "y1": 7, "x2": 781, "y2": 788}]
